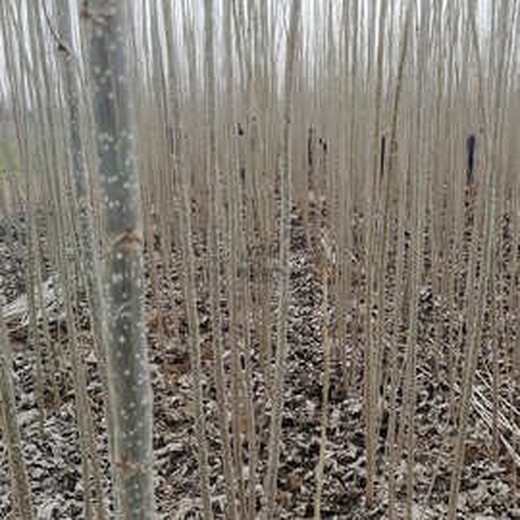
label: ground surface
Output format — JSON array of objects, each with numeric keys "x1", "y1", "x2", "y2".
[{"x1": 0, "y1": 208, "x2": 519, "y2": 519}]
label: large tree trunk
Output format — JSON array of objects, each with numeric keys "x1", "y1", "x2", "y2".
[{"x1": 84, "y1": 2, "x2": 155, "y2": 517}]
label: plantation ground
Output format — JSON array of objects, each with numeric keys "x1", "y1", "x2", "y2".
[{"x1": 1, "y1": 203, "x2": 519, "y2": 519}]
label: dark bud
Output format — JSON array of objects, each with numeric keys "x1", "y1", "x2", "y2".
[{"x1": 466, "y1": 134, "x2": 476, "y2": 186}]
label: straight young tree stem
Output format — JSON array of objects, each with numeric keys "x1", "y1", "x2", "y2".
[{"x1": 85, "y1": 2, "x2": 156, "y2": 517}]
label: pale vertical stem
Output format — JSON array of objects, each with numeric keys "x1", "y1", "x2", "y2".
[
  {"x1": 335, "y1": 1, "x2": 351, "y2": 393},
  {"x1": 29, "y1": 2, "x2": 70, "y2": 295},
  {"x1": 428, "y1": 3, "x2": 448, "y2": 384},
  {"x1": 403, "y1": 5, "x2": 430, "y2": 517},
  {"x1": 225, "y1": 3, "x2": 260, "y2": 516},
  {"x1": 313, "y1": 240, "x2": 332, "y2": 520},
  {"x1": 203, "y1": 1, "x2": 239, "y2": 518},
  {"x1": 161, "y1": 0, "x2": 184, "y2": 351},
  {"x1": 363, "y1": 0, "x2": 389, "y2": 505},
  {"x1": 384, "y1": 3, "x2": 413, "y2": 517},
  {"x1": 169, "y1": 14, "x2": 213, "y2": 517},
  {"x1": 512, "y1": 91, "x2": 520, "y2": 491},
  {"x1": 180, "y1": 0, "x2": 204, "y2": 231},
  {"x1": 447, "y1": 2, "x2": 500, "y2": 515},
  {"x1": 51, "y1": 93, "x2": 107, "y2": 515},
  {"x1": 148, "y1": 2, "x2": 176, "y2": 341},
  {"x1": 0, "y1": 304, "x2": 34, "y2": 519},
  {"x1": 341, "y1": 0, "x2": 361, "y2": 391},
  {"x1": 508, "y1": 13, "x2": 520, "y2": 489},
  {"x1": 263, "y1": 2, "x2": 301, "y2": 518},
  {"x1": 137, "y1": 7, "x2": 168, "y2": 355},
  {"x1": 175, "y1": 158, "x2": 214, "y2": 520},
  {"x1": 60, "y1": 247, "x2": 105, "y2": 520},
  {"x1": 240, "y1": 271, "x2": 259, "y2": 520},
  {"x1": 55, "y1": 2, "x2": 120, "y2": 510},
  {"x1": 444, "y1": 4, "x2": 464, "y2": 419},
  {"x1": 0, "y1": 21, "x2": 37, "y2": 512},
  {"x1": 488, "y1": 0, "x2": 513, "y2": 466},
  {"x1": 85, "y1": 2, "x2": 156, "y2": 517},
  {"x1": 2, "y1": 2, "x2": 47, "y2": 437},
  {"x1": 387, "y1": 161, "x2": 409, "y2": 520}
]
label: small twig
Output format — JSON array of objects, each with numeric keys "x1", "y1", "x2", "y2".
[
  {"x1": 42, "y1": 0, "x2": 75, "y2": 57},
  {"x1": 472, "y1": 397, "x2": 520, "y2": 468}
]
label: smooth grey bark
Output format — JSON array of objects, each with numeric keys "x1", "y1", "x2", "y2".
[
  {"x1": 55, "y1": 0, "x2": 104, "y2": 362},
  {"x1": 84, "y1": 2, "x2": 155, "y2": 517}
]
